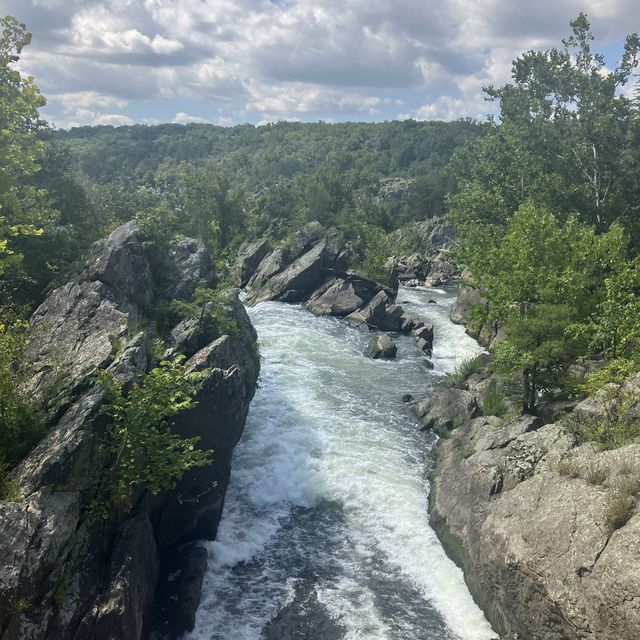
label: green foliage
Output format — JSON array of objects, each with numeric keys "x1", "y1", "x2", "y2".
[
  {"x1": 353, "y1": 225, "x2": 394, "y2": 283},
  {"x1": 583, "y1": 359, "x2": 640, "y2": 395},
  {"x1": 446, "y1": 353, "x2": 486, "y2": 389},
  {"x1": 0, "y1": 319, "x2": 46, "y2": 478},
  {"x1": 481, "y1": 380, "x2": 506, "y2": 417},
  {"x1": 0, "y1": 16, "x2": 51, "y2": 296},
  {"x1": 562, "y1": 385, "x2": 640, "y2": 449},
  {"x1": 589, "y1": 257, "x2": 640, "y2": 361},
  {"x1": 466, "y1": 204, "x2": 626, "y2": 411},
  {"x1": 445, "y1": 16, "x2": 640, "y2": 412},
  {"x1": 448, "y1": 15, "x2": 640, "y2": 241},
  {"x1": 97, "y1": 358, "x2": 213, "y2": 505},
  {"x1": 169, "y1": 287, "x2": 239, "y2": 338}
]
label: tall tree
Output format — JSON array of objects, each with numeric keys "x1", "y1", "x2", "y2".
[
  {"x1": 0, "y1": 16, "x2": 49, "y2": 282},
  {"x1": 448, "y1": 14, "x2": 640, "y2": 249}
]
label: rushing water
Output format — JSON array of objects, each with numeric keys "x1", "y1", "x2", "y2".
[{"x1": 186, "y1": 286, "x2": 496, "y2": 640}]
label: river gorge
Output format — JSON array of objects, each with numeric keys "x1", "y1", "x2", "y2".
[{"x1": 187, "y1": 287, "x2": 496, "y2": 640}]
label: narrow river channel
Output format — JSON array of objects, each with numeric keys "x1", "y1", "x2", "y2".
[{"x1": 186, "y1": 286, "x2": 496, "y2": 640}]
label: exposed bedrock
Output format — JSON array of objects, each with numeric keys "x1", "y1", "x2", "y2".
[
  {"x1": 426, "y1": 291, "x2": 640, "y2": 639},
  {"x1": 0, "y1": 222, "x2": 259, "y2": 640}
]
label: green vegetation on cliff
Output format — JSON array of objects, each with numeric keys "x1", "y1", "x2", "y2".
[{"x1": 447, "y1": 14, "x2": 640, "y2": 415}]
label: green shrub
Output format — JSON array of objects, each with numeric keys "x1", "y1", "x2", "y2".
[
  {"x1": 0, "y1": 320, "x2": 46, "y2": 482},
  {"x1": 96, "y1": 357, "x2": 213, "y2": 506},
  {"x1": 169, "y1": 287, "x2": 239, "y2": 339},
  {"x1": 561, "y1": 385, "x2": 640, "y2": 450},
  {"x1": 446, "y1": 354, "x2": 487, "y2": 389},
  {"x1": 481, "y1": 380, "x2": 506, "y2": 417}
]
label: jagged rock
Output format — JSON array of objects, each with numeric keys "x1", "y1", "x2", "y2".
[
  {"x1": 234, "y1": 239, "x2": 272, "y2": 288},
  {"x1": 412, "y1": 324, "x2": 434, "y2": 353},
  {"x1": 425, "y1": 258, "x2": 458, "y2": 287},
  {"x1": 26, "y1": 281, "x2": 136, "y2": 399},
  {"x1": 306, "y1": 277, "x2": 380, "y2": 317},
  {"x1": 246, "y1": 247, "x2": 288, "y2": 290},
  {"x1": 345, "y1": 291, "x2": 404, "y2": 331},
  {"x1": 250, "y1": 239, "x2": 334, "y2": 304},
  {"x1": 287, "y1": 221, "x2": 325, "y2": 257},
  {"x1": 415, "y1": 385, "x2": 478, "y2": 431},
  {"x1": 450, "y1": 286, "x2": 486, "y2": 325},
  {"x1": 365, "y1": 334, "x2": 397, "y2": 360},
  {"x1": 86, "y1": 221, "x2": 152, "y2": 303},
  {"x1": 0, "y1": 222, "x2": 260, "y2": 640},
  {"x1": 167, "y1": 237, "x2": 213, "y2": 301},
  {"x1": 429, "y1": 408, "x2": 640, "y2": 640},
  {"x1": 151, "y1": 544, "x2": 207, "y2": 640}
]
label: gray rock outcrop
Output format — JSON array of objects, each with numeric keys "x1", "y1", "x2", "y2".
[
  {"x1": 366, "y1": 334, "x2": 397, "y2": 359},
  {"x1": 234, "y1": 239, "x2": 272, "y2": 288},
  {"x1": 427, "y1": 363, "x2": 640, "y2": 639},
  {"x1": 415, "y1": 385, "x2": 478, "y2": 432},
  {"x1": 0, "y1": 222, "x2": 260, "y2": 640},
  {"x1": 306, "y1": 276, "x2": 383, "y2": 317}
]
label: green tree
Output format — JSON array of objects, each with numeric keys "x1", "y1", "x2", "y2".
[
  {"x1": 98, "y1": 358, "x2": 212, "y2": 505},
  {"x1": 0, "y1": 16, "x2": 49, "y2": 281},
  {"x1": 448, "y1": 14, "x2": 640, "y2": 245},
  {"x1": 474, "y1": 203, "x2": 626, "y2": 411}
]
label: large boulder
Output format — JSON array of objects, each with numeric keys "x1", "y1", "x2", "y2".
[
  {"x1": 345, "y1": 291, "x2": 404, "y2": 331},
  {"x1": 366, "y1": 334, "x2": 397, "y2": 360},
  {"x1": 26, "y1": 280, "x2": 135, "y2": 400},
  {"x1": 167, "y1": 237, "x2": 213, "y2": 302},
  {"x1": 450, "y1": 286, "x2": 486, "y2": 325},
  {"x1": 86, "y1": 221, "x2": 152, "y2": 303},
  {"x1": 246, "y1": 247, "x2": 289, "y2": 291},
  {"x1": 249, "y1": 239, "x2": 335, "y2": 304},
  {"x1": 234, "y1": 239, "x2": 272, "y2": 288},
  {"x1": 306, "y1": 276, "x2": 381, "y2": 317},
  {"x1": 415, "y1": 385, "x2": 478, "y2": 432}
]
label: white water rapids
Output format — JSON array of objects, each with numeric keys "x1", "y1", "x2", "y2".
[{"x1": 185, "y1": 286, "x2": 496, "y2": 640}]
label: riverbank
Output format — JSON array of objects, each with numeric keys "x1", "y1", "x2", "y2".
[{"x1": 425, "y1": 295, "x2": 640, "y2": 640}]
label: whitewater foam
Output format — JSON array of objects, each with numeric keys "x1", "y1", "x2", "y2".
[{"x1": 185, "y1": 287, "x2": 494, "y2": 640}]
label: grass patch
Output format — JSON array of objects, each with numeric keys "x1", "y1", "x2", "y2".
[
  {"x1": 604, "y1": 489, "x2": 636, "y2": 533},
  {"x1": 583, "y1": 460, "x2": 607, "y2": 486},
  {"x1": 446, "y1": 354, "x2": 487, "y2": 389},
  {"x1": 455, "y1": 443, "x2": 475, "y2": 461},
  {"x1": 556, "y1": 456, "x2": 581, "y2": 478}
]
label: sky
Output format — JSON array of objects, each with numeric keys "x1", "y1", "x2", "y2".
[{"x1": 2, "y1": 0, "x2": 638, "y2": 129}]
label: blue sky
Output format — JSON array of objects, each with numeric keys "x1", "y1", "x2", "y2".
[{"x1": 3, "y1": 0, "x2": 637, "y2": 129}]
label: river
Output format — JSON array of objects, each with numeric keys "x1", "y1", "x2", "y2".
[{"x1": 185, "y1": 286, "x2": 496, "y2": 640}]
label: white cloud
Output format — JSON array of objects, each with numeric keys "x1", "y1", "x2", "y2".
[
  {"x1": 173, "y1": 111, "x2": 210, "y2": 124},
  {"x1": 8, "y1": 0, "x2": 638, "y2": 127}
]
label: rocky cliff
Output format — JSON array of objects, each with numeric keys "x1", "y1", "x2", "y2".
[
  {"x1": 425, "y1": 297, "x2": 640, "y2": 639},
  {"x1": 0, "y1": 222, "x2": 259, "y2": 640},
  {"x1": 235, "y1": 223, "x2": 436, "y2": 356}
]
